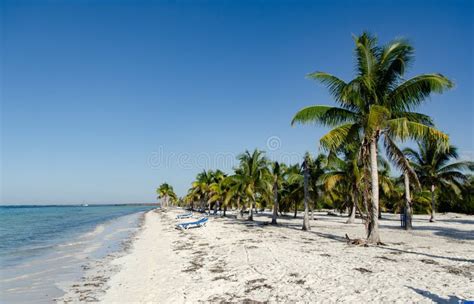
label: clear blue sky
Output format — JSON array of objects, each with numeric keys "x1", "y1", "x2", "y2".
[{"x1": 1, "y1": 0, "x2": 473, "y2": 204}]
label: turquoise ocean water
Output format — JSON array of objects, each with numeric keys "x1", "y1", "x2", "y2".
[{"x1": 0, "y1": 205, "x2": 155, "y2": 303}]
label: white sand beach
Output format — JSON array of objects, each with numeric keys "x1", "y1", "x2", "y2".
[{"x1": 60, "y1": 208, "x2": 474, "y2": 303}]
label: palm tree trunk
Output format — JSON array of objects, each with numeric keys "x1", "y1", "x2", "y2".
[
  {"x1": 367, "y1": 140, "x2": 381, "y2": 244},
  {"x1": 430, "y1": 184, "x2": 436, "y2": 222},
  {"x1": 294, "y1": 201, "x2": 297, "y2": 218},
  {"x1": 346, "y1": 192, "x2": 356, "y2": 224},
  {"x1": 236, "y1": 197, "x2": 241, "y2": 218},
  {"x1": 404, "y1": 173, "x2": 413, "y2": 230},
  {"x1": 223, "y1": 204, "x2": 227, "y2": 216},
  {"x1": 271, "y1": 182, "x2": 278, "y2": 225},
  {"x1": 248, "y1": 198, "x2": 254, "y2": 221},
  {"x1": 302, "y1": 160, "x2": 311, "y2": 231},
  {"x1": 347, "y1": 203, "x2": 356, "y2": 223}
]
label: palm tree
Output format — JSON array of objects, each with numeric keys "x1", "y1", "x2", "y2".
[
  {"x1": 377, "y1": 156, "x2": 397, "y2": 219},
  {"x1": 209, "y1": 174, "x2": 229, "y2": 215},
  {"x1": 190, "y1": 170, "x2": 225, "y2": 212},
  {"x1": 232, "y1": 149, "x2": 271, "y2": 221},
  {"x1": 209, "y1": 170, "x2": 226, "y2": 213},
  {"x1": 302, "y1": 154, "x2": 311, "y2": 230},
  {"x1": 184, "y1": 188, "x2": 199, "y2": 210},
  {"x1": 191, "y1": 170, "x2": 212, "y2": 211},
  {"x1": 225, "y1": 168, "x2": 248, "y2": 218},
  {"x1": 404, "y1": 142, "x2": 474, "y2": 222},
  {"x1": 306, "y1": 153, "x2": 327, "y2": 220},
  {"x1": 156, "y1": 183, "x2": 177, "y2": 208},
  {"x1": 285, "y1": 164, "x2": 304, "y2": 218},
  {"x1": 456, "y1": 176, "x2": 474, "y2": 214},
  {"x1": 323, "y1": 149, "x2": 362, "y2": 224},
  {"x1": 292, "y1": 32, "x2": 452, "y2": 243},
  {"x1": 270, "y1": 162, "x2": 287, "y2": 225}
]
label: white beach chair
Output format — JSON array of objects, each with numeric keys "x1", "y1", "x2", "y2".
[
  {"x1": 176, "y1": 217, "x2": 208, "y2": 230},
  {"x1": 176, "y1": 212, "x2": 193, "y2": 219}
]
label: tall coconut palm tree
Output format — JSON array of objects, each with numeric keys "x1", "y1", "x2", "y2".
[
  {"x1": 156, "y1": 183, "x2": 177, "y2": 208},
  {"x1": 404, "y1": 142, "x2": 474, "y2": 222},
  {"x1": 232, "y1": 149, "x2": 271, "y2": 221},
  {"x1": 292, "y1": 32, "x2": 452, "y2": 243}
]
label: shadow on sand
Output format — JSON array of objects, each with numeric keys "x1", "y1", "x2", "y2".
[
  {"x1": 381, "y1": 224, "x2": 474, "y2": 241},
  {"x1": 406, "y1": 287, "x2": 465, "y2": 303},
  {"x1": 217, "y1": 212, "x2": 474, "y2": 264},
  {"x1": 438, "y1": 218, "x2": 474, "y2": 225}
]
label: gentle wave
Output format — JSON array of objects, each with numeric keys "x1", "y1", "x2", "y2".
[{"x1": 0, "y1": 205, "x2": 155, "y2": 304}]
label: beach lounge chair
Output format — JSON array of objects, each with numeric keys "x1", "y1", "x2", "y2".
[
  {"x1": 176, "y1": 217, "x2": 208, "y2": 230},
  {"x1": 176, "y1": 212, "x2": 193, "y2": 219}
]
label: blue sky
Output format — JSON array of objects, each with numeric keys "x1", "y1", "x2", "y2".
[{"x1": 2, "y1": 0, "x2": 473, "y2": 204}]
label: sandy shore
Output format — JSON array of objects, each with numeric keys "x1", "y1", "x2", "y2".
[{"x1": 60, "y1": 208, "x2": 473, "y2": 303}]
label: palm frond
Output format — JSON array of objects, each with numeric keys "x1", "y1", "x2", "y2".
[
  {"x1": 439, "y1": 171, "x2": 470, "y2": 183},
  {"x1": 353, "y1": 32, "x2": 378, "y2": 78},
  {"x1": 307, "y1": 72, "x2": 346, "y2": 100},
  {"x1": 388, "y1": 74, "x2": 454, "y2": 111},
  {"x1": 439, "y1": 161, "x2": 474, "y2": 174},
  {"x1": 320, "y1": 123, "x2": 358, "y2": 151},
  {"x1": 393, "y1": 111, "x2": 434, "y2": 126},
  {"x1": 386, "y1": 118, "x2": 449, "y2": 147},
  {"x1": 323, "y1": 174, "x2": 344, "y2": 190},
  {"x1": 380, "y1": 40, "x2": 413, "y2": 71},
  {"x1": 291, "y1": 105, "x2": 357, "y2": 127},
  {"x1": 384, "y1": 136, "x2": 420, "y2": 188}
]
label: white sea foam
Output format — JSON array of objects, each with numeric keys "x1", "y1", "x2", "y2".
[{"x1": 0, "y1": 207, "x2": 150, "y2": 304}]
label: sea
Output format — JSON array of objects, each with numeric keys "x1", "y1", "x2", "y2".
[{"x1": 0, "y1": 204, "x2": 156, "y2": 303}]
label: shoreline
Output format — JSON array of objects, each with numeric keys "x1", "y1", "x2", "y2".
[
  {"x1": 75, "y1": 208, "x2": 473, "y2": 303},
  {"x1": 57, "y1": 210, "x2": 150, "y2": 303},
  {"x1": 0, "y1": 206, "x2": 153, "y2": 304}
]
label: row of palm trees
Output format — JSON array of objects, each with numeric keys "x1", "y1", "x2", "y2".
[
  {"x1": 158, "y1": 141, "x2": 472, "y2": 240},
  {"x1": 156, "y1": 32, "x2": 473, "y2": 244}
]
